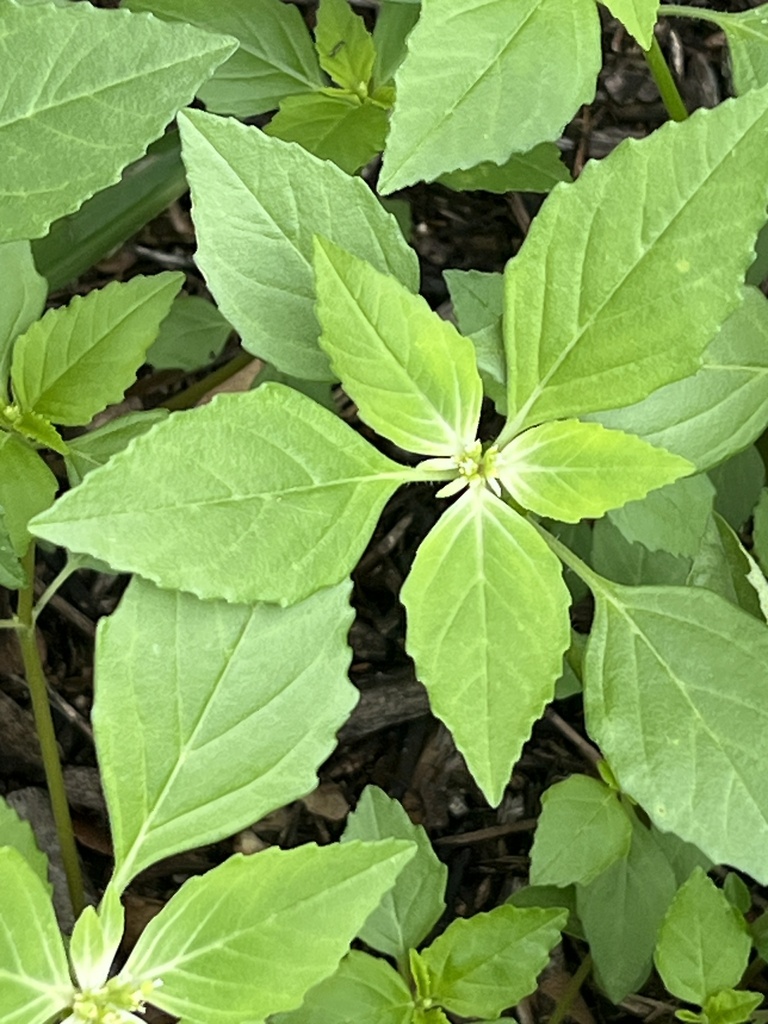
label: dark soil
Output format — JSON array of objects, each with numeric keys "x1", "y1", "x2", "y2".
[{"x1": 3, "y1": 4, "x2": 767, "y2": 1022}]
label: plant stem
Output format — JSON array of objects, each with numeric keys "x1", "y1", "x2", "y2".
[
  {"x1": 643, "y1": 35, "x2": 688, "y2": 122},
  {"x1": 160, "y1": 350, "x2": 255, "y2": 411},
  {"x1": 17, "y1": 545, "x2": 85, "y2": 919},
  {"x1": 548, "y1": 954, "x2": 593, "y2": 1024},
  {"x1": 33, "y1": 554, "x2": 81, "y2": 623}
]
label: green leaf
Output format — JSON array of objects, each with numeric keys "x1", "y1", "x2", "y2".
[
  {"x1": 0, "y1": 434, "x2": 57, "y2": 557},
  {"x1": 607, "y1": 473, "x2": 715, "y2": 559},
  {"x1": 685, "y1": 513, "x2": 765, "y2": 619},
  {"x1": 315, "y1": 236, "x2": 482, "y2": 456},
  {"x1": 507, "y1": 884, "x2": 582, "y2": 939},
  {"x1": 147, "y1": 295, "x2": 231, "y2": 371},
  {"x1": 30, "y1": 384, "x2": 410, "y2": 605},
  {"x1": 123, "y1": 840, "x2": 415, "y2": 1023},
  {"x1": 0, "y1": 1, "x2": 236, "y2": 242},
  {"x1": 178, "y1": 108, "x2": 418, "y2": 381},
  {"x1": 414, "y1": 904, "x2": 567, "y2": 1019},
  {"x1": 0, "y1": 847, "x2": 74, "y2": 1024},
  {"x1": 373, "y1": 0, "x2": 420, "y2": 87},
  {"x1": 0, "y1": 795, "x2": 50, "y2": 893},
  {"x1": 529, "y1": 775, "x2": 632, "y2": 887},
  {"x1": 342, "y1": 786, "x2": 447, "y2": 960},
  {"x1": 710, "y1": 446, "x2": 765, "y2": 531},
  {"x1": 0, "y1": 515, "x2": 27, "y2": 588},
  {"x1": 124, "y1": 0, "x2": 323, "y2": 116},
  {"x1": 444, "y1": 269, "x2": 503, "y2": 337},
  {"x1": 378, "y1": 0, "x2": 601, "y2": 193},
  {"x1": 94, "y1": 575, "x2": 357, "y2": 891},
  {"x1": 265, "y1": 93, "x2": 389, "y2": 175},
  {"x1": 315, "y1": 0, "x2": 376, "y2": 92},
  {"x1": 699, "y1": 989, "x2": 764, "y2": 1024},
  {"x1": 650, "y1": 827, "x2": 712, "y2": 888},
  {"x1": 723, "y1": 872, "x2": 752, "y2": 915},
  {"x1": 584, "y1": 580, "x2": 768, "y2": 883},
  {"x1": 32, "y1": 130, "x2": 188, "y2": 294},
  {"x1": 753, "y1": 488, "x2": 768, "y2": 573},
  {"x1": 601, "y1": 0, "x2": 657, "y2": 49},
  {"x1": 64, "y1": 410, "x2": 168, "y2": 488},
  {"x1": 0, "y1": 241, "x2": 47, "y2": 402},
  {"x1": 271, "y1": 951, "x2": 415, "y2": 1024},
  {"x1": 590, "y1": 518, "x2": 690, "y2": 588},
  {"x1": 698, "y1": 5, "x2": 768, "y2": 95},
  {"x1": 500, "y1": 89, "x2": 768, "y2": 436},
  {"x1": 576, "y1": 812, "x2": 677, "y2": 1003},
  {"x1": 586, "y1": 288, "x2": 768, "y2": 472},
  {"x1": 495, "y1": 420, "x2": 692, "y2": 523},
  {"x1": 437, "y1": 143, "x2": 571, "y2": 194},
  {"x1": 654, "y1": 868, "x2": 751, "y2": 1005},
  {"x1": 401, "y1": 488, "x2": 571, "y2": 806},
  {"x1": 11, "y1": 273, "x2": 182, "y2": 426}
]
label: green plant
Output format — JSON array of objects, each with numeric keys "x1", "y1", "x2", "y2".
[{"x1": 5, "y1": 0, "x2": 768, "y2": 1021}]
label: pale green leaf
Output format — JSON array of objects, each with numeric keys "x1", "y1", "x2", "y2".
[
  {"x1": 69, "y1": 888, "x2": 125, "y2": 991},
  {"x1": 507, "y1": 884, "x2": 581, "y2": 938},
  {"x1": 654, "y1": 867, "x2": 751, "y2": 1004},
  {"x1": 700, "y1": 989, "x2": 763, "y2": 1024},
  {"x1": 529, "y1": 775, "x2": 632, "y2": 887},
  {"x1": 501, "y1": 89, "x2": 768, "y2": 436},
  {"x1": 576, "y1": 812, "x2": 677, "y2": 1003},
  {"x1": 30, "y1": 384, "x2": 410, "y2": 605},
  {"x1": 437, "y1": 143, "x2": 571, "y2": 194},
  {"x1": 0, "y1": 795, "x2": 49, "y2": 893},
  {"x1": 0, "y1": 434, "x2": 57, "y2": 556},
  {"x1": 342, "y1": 786, "x2": 447, "y2": 959},
  {"x1": 373, "y1": 0, "x2": 420, "y2": 87},
  {"x1": 401, "y1": 488, "x2": 571, "y2": 806},
  {"x1": 265, "y1": 93, "x2": 388, "y2": 174},
  {"x1": 178, "y1": 108, "x2": 418, "y2": 381},
  {"x1": 586, "y1": 288, "x2": 768, "y2": 472},
  {"x1": 95, "y1": 575, "x2": 357, "y2": 891},
  {"x1": 416, "y1": 904, "x2": 567, "y2": 1018},
  {"x1": 315, "y1": 0, "x2": 376, "y2": 91},
  {"x1": 378, "y1": 0, "x2": 601, "y2": 193},
  {"x1": 11, "y1": 273, "x2": 182, "y2": 426},
  {"x1": 65, "y1": 411, "x2": 169, "y2": 488},
  {"x1": 147, "y1": 295, "x2": 231, "y2": 371},
  {"x1": 0, "y1": 1, "x2": 236, "y2": 241},
  {"x1": 124, "y1": 0, "x2": 323, "y2": 116},
  {"x1": 315, "y1": 236, "x2": 482, "y2": 456},
  {"x1": 443, "y1": 269, "x2": 503, "y2": 338},
  {"x1": 0, "y1": 241, "x2": 47, "y2": 402},
  {"x1": 271, "y1": 951, "x2": 414, "y2": 1024},
  {"x1": 495, "y1": 420, "x2": 692, "y2": 523},
  {"x1": 124, "y1": 840, "x2": 415, "y2": 1023},
  {"x1": 584, "y1": 581, "x2": 768, "y2": 883},
  {"x1": 607, "y1": 473, "x2": 715, "y2": 559},
  {"x1": 0, "y1": 847, "x2": 73, "y2": 1024},
  {"x1": 601, "y1": 0, "x2": 658, "y2": 49},
  {"x1": 723, "y1": 872, "x2": 752, "y2": 915}
]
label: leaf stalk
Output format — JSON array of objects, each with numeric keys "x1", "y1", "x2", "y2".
[
  {"x1": 643, "y1": 35, "x2": 688, "y2": 123},
  {"x1": 17, "y1": 544, "x2": 85, "y2": 919}
]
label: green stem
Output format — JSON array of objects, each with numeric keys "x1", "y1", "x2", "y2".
[
  {"x1": 17, "y1": 545, "x2": 85, "y2": 919},
  {"x1": 643, "y1": 35, "x2": 688, "y2": 122},
  {"x1": 160, "y1": 350, "x2": 255, "y2": 411},
  {"x1": 33, "y1": 554, "x2": 81, "y2": 624},
  {"x1": 659, "y1": 4, "x2": 726, "y2": 30},
  {"x1": 548, "y1": 953, "x2": 593, "y2": 1024}
]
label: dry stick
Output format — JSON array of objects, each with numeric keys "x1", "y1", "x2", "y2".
[
  {"x1": 17, "y1": 545, "x2": 85, "y2": 918},
  {"x1": 545, "y1": 708, "x2": 602, "y2": 768}
]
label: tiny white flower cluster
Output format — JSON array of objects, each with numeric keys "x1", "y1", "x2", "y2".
[{"x1": 422, "y1": 441, "x2": 502, "y2": 499}]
